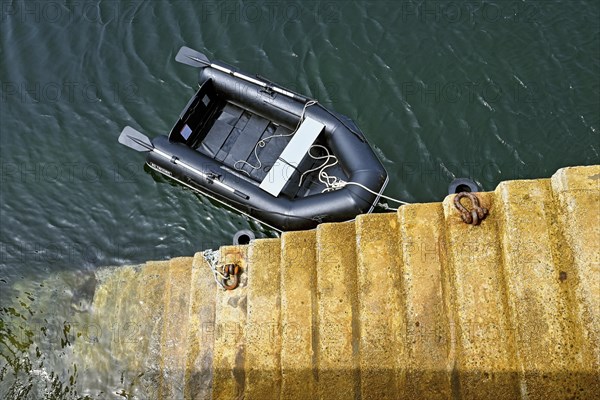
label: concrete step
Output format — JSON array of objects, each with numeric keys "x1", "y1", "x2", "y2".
[
  {"x1": 158, "y1": 257, "x2": 194, "y2": 399},
  {"x1": 397, "y1": 203, "x2": 453, "y2": 398},
  {"x1": 118, "y1": 260, "x2": 171, "y2": 399},
  {"x1": 86, "y1": 265, "x2": 141, "y2": 394},
  {"x1": 78, "y1": 261, "x2": 171, "y2": 399},
  {"x1": 315, "y1": 221, "x2": 359, "y2": 400},
  {"x1": 442, "y1": 192, "x2": 520, "y2": 398},
  {"x1": 135, "y1": 260, "x2": 176, "y2": 398},
  {"x1": 495, "y1": 178, "x2": 596, "y2": 398},
  {"x1": 211, "y1": 245, "x2": 249, "y2": 399},
  {"x1": 244, "y1": 239, "x2": 282, "y2": 399},
  {"x1": 354, "y1": 212, "x2": 405, "y2": 399},
  {"x1": 75, "y1": 164, "x2": 599, "y2": 399},
  {"x1": 183, "y1": 252, "x2": 217, "y2": 400},
  {"x1": 550, "y1": 165, "x2": 600, "y2": 367},
  {"x1": 280, "y1": 230, "x2": 317, "y2": 399}
]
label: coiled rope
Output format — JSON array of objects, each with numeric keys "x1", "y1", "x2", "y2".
[{"x1": 300, "y1": 145, "x2": 411, "y2": 207}]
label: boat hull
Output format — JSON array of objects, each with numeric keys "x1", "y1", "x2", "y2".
[
  {"x1": 146, "y1": 134, "x2": 388, "y2": 231},
  {"x1": 142, "y1": 53, "x2": 389, "y2": 232}
]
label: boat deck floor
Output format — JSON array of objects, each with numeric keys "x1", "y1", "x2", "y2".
[{"x1": 194, "y1": 101, "x2": 346, "y2": 199}]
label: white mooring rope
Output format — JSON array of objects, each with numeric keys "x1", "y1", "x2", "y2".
[
  {"x1": 233, "y1": 99, "x2": 410, "y2": 210},
  {"x1": 300, "y1": 144, "x2": 411, "y2": 209}
]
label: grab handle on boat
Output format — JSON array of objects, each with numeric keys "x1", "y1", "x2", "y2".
[{"x1": 233, "y1": 189, "x2": 250, "y2": 200}]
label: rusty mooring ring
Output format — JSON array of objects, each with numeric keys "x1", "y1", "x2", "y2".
[
  {"x1": 453, "y1": 192, "x2": 488, "y2": 225},
  {"x1": 221, "y1": 263, "x2": 240, "y2": 290}
]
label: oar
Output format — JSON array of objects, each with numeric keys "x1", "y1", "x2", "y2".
[
  {"x1": 118, "y1": 126, "x2": 250, "y2": 200},
  {"x1": 118, "y1": 126, "x2": 154, "y2": 152},
  {"x1": 175, "y1": 46, "x2": 310, "y2": 103}
]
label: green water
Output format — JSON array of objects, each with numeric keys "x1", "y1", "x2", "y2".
[{"x1": 1, "y1": 0, "x2": 599, "y2": 397}]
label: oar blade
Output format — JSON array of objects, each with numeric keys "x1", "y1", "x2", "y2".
[
  {"x1": 118, "y1": 126, "x2": 153, "y2": 152},
  {"x1": 175, "y1": 46, "x2": 210, "y2": 68}
]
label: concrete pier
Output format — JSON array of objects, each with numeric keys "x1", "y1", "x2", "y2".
[{"x1": 77, "y1": 165, "x2": 600, "y2": 399}]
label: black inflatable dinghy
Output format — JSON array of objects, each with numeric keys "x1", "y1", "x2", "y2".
[{"x1": 119, "y1": 46, "x2": 388, "y2": 231}]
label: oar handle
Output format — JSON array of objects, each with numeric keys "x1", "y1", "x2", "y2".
[
  {"x1": 211, "y1": 61, "x2": 311, "y2": 103},
  {"x1": 178, "y1": 46, "x2": 313, "y2": 104}
]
